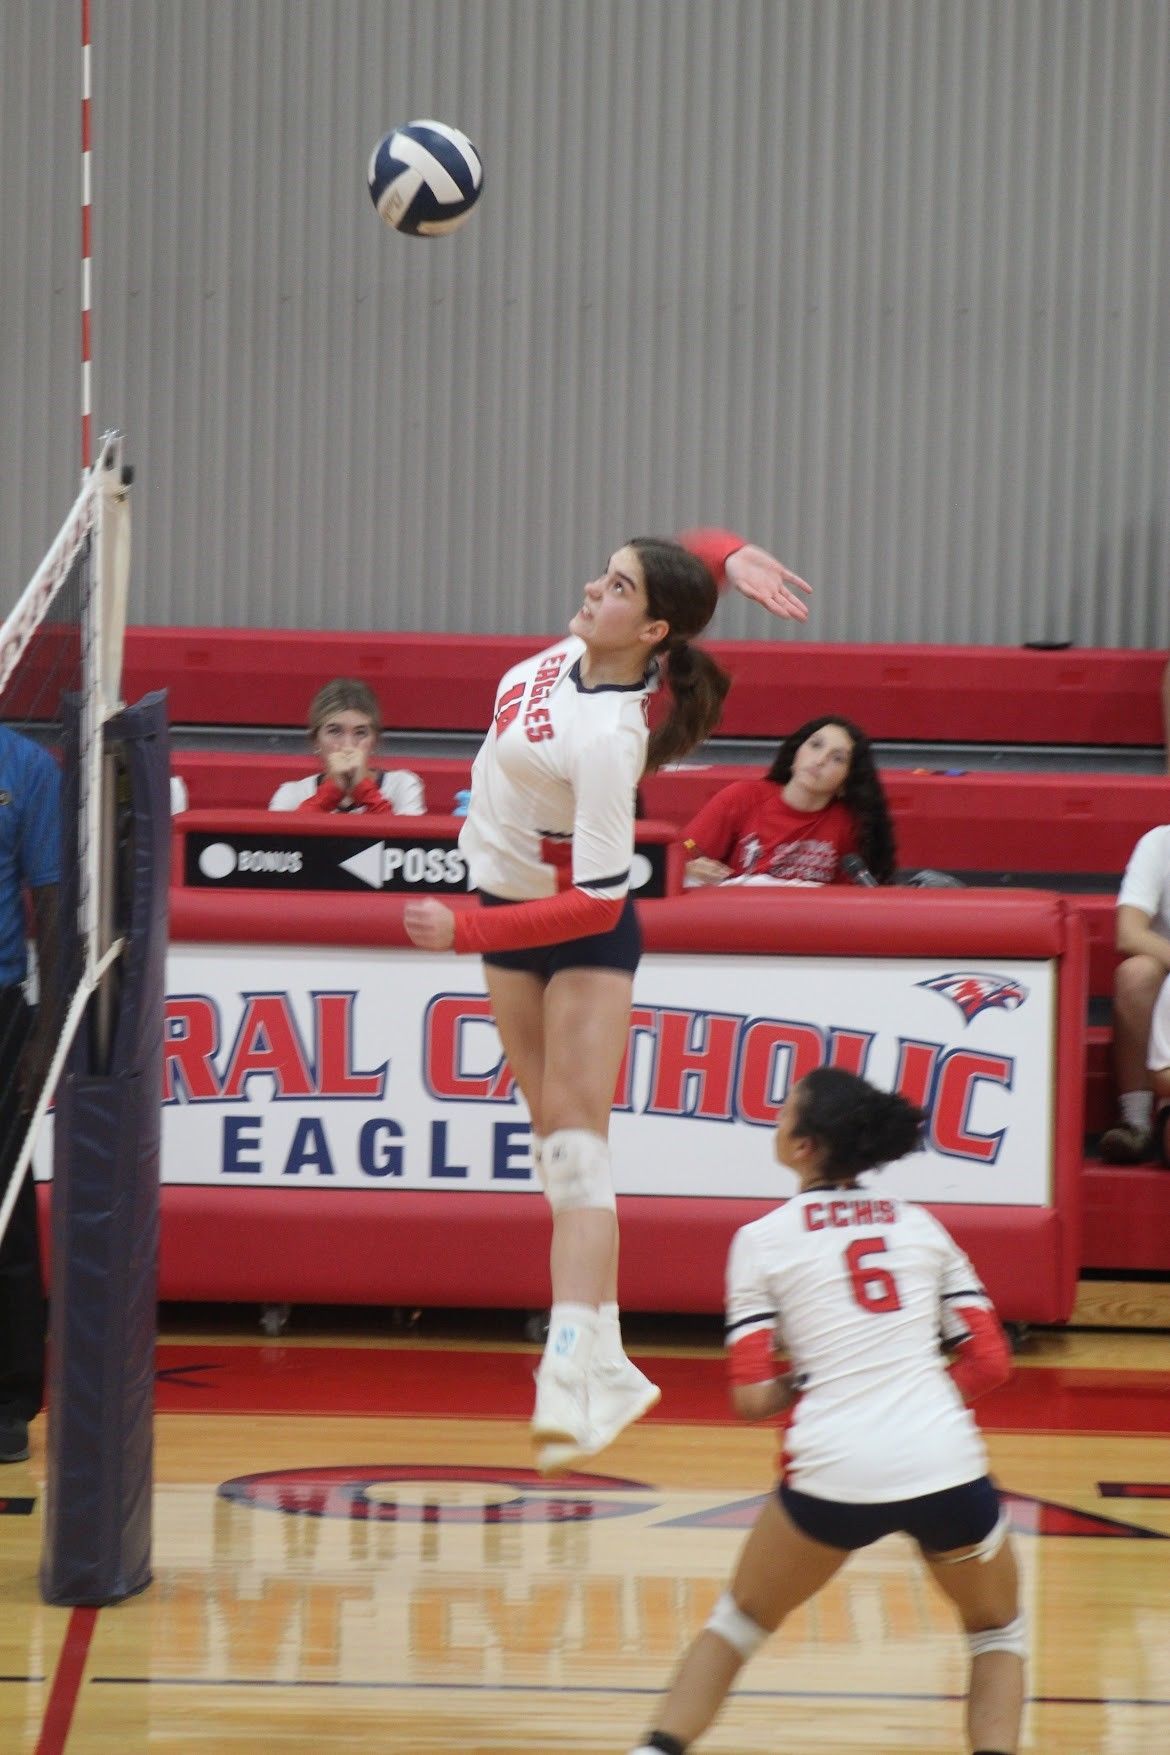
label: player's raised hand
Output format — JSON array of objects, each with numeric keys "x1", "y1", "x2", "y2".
[
  {"x1": 725, "y1": 543, "x2": 812, "y2": 622},
  {"x1": 403, "y1": 898, "x2": 456, "y2": 952}
]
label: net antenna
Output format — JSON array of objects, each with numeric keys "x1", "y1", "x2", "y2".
[{"x1": 0, "y1": 430, "x2": 131, "y2": 1255}]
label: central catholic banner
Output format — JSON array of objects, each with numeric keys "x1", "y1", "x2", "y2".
[{"x1": 34, "y1": 944, "x2": 1056, "y2": 1206}]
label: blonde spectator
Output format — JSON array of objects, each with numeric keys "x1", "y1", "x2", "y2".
[{"x1": 268, "y1": 678, "x2": 425, "y2": 817}]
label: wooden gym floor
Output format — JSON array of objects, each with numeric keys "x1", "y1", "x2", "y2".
[{"x1": 1, "y1": 1301, "x2": 1168, "y2": 1755}]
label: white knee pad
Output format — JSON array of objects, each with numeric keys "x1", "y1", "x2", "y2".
[
  {"x1": 968, "y1": 1612, "x2": 1028, "y2": 1659},
  {"x1": 531, "y1": 1133, "x2": 546, "y2": 1193},
  {"x1": 542, "y1": 1129, "x2": 616, "y2": 1213},
  {"x1": 704, "y1": 1591, "x2": 767, "y2": 1661}
]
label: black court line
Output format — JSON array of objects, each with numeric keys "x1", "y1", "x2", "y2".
[
  {"x1": 89, "y1": 1678, "x2": 1170, "y2": 1708},
  {"x1": 0, "y1": 1675, "x2": 46, "y2": 1683},
  {"x1": 154, "y1": 1362, "x2": 225, "y2": 1390}
]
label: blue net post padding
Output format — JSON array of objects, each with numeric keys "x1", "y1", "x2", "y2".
[{"x1": 40, "y1": 692, "x2": 170, "y2": 1606}]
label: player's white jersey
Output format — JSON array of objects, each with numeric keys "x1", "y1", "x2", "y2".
[
  {"x1": 459, "y1": 636, "x2": 651, "y2": 900},
  {"x1": 726, "y1": 1190, "x2": 995, "y2": 1502}
]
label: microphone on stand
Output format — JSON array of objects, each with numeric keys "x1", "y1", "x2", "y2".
[{"x1": 841, "y1": 853, "x2": 880, "y2": 888}]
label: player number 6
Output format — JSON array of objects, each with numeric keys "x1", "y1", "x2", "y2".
[{"x1": 844, "y1": 1236, "x2": 903, "y2": 1314}]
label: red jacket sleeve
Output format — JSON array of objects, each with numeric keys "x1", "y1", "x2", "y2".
[
  {"x1": 676, "y1": 527, "x2": 745, "y2": 589},
  {"x1": 294, "y1": 778, "x2": 345, "y2": 813},
  {"x1": 350, "y1": 776, "x2": 393, "y2": 815},
  {"x1": 293, "y1": 776, "x2": 394, "y2": 815},
  {"x1": 948, "y1": 1303, "x2": 1012, "y2": 1402},
  {"x1": 453, "y1": 888, "x2": 623, "y2": 955}
]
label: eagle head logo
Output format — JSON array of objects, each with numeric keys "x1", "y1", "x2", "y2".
[{"x1": 917, "y1": 971, "x2": 1028, "y2": 1023}]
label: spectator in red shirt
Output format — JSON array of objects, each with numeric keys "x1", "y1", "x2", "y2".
[{"x1": 681, "y1": 715, "x2": 897, "y2": 887}]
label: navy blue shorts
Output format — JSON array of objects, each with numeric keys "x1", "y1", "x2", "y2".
[
  {"x1": 478, "y1": 890, "x2": 642, "y2": 978},
  {"x1": 778, "y1": 1475, "x2": 1001, "y2": 1555}
]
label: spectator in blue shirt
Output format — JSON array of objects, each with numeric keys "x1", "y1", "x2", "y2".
[{"x1": 0, "y1": 726, "x2": 61, "y2": 1465}]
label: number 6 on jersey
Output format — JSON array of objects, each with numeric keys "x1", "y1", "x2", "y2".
[{"x1": 845, "y1": 1236, "x2": 903, "y2": 1313}]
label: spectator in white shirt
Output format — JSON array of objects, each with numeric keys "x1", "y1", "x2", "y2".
[
  {"x1": 267, "y1": 678, "x2": 425, "y2": 817},
  {"x1": 1100, "y1": 824, "x2": 1170, "y2": 1164}
]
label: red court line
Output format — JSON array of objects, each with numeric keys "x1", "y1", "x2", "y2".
[
  {"x1": 35, "y1": 1606, "x2": 97, "y2": 1755},
  {"x1": 152, "y1": 1343, "x2": 1170, "y2": 1436}
]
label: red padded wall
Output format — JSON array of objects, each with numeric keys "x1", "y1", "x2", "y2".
[{"x1": 129, "y1": 628, "x2": 1164, "y2": 745}]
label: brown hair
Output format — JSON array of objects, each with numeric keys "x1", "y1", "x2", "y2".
[
  {"x1": 307, "y1": 678, "x2": 382, "y2": 739},
  {"x1": 632, "y1": 538, "x2": 732, "y2": 773}
]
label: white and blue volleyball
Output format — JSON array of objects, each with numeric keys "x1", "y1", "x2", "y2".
[{"x1": 367, "y1": 119, "x2": 483, "y2": 237}]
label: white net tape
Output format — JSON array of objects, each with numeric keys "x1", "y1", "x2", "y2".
[
  {"x1": 0, "y1": 432, "x2": 130, "y2": 1254},
  {"x1": 0, "y1": 481, "x2": 97, "y2": 704}
]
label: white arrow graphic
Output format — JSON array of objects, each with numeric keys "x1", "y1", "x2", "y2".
[{"x1": 340, "y1": 841, "x2": 385, "y2": 889}]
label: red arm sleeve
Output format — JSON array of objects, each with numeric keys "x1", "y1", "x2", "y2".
[
  {"x1": 676, "y1": 527, "x2": 745, "y2": 589},
  {"x1": 453, "y1": 888, "x2": 623, "y2": 955},
  {"x1": 948, "y1": 1303, "x2": 1012, "y2": 1402},
  {"x1": 727, "y1": 1328, "x2": 779, "y2": 1387},
  {"x1": 350, "y1": 776, "x2": 393, "y2": 815},
  {"x1": 293, "y1": 779, "x2": 344, "y2": 814}
]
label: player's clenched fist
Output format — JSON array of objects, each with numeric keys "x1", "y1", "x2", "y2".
[{"x1": 403, "y1": 898, "x2": 456, "y2": 951}]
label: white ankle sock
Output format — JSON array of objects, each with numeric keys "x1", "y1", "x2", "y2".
[
  {"x1": 543, "y1": 1303, "x2": 597, "y2": 1372},
  {"x1": 1120, "y1": 1091, "x2": 1154, "y2": 1130}
]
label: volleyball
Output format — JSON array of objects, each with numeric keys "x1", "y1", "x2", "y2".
[{"x1": 367, "y1": 119, "x2": 483, "y2": 237}]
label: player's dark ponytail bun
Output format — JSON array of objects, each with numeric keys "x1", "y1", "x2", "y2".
[
  {"x1": 792, "y1": 1066, "x2": 925, "y2": 1182},
  {"x1": 633, "y1": 537, "x2": 732, "y2": 773},
  {"x1": 647, "y1": 638, "x2": 732, "y2": 772}
]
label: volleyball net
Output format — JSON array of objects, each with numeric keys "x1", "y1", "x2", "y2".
[{"x1": 0, "y1": 431, "x2": 131, "y2": 1260}]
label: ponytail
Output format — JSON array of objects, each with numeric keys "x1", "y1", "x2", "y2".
[
  {"x1": 791, "y1": 1066, "x2": 925, "y2": 1182},
  {"x1": 631, "y1": 537, "x2": 731, "y2": 773},
  {"x1": 646, "y1": 641, "x2": 732, "y2": 772}
]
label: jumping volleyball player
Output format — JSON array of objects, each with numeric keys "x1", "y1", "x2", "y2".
[
  {"x1": 629, "y1": 1067, "x2": 1022, "y2": 1755},
  {"x1": 403, "y1": 530, "x2": 810, "y2": 1471}
]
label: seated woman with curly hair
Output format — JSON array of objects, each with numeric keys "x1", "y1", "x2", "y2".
[{"x1": 681, "y1": 714, "x2": 896, "y2": 888}]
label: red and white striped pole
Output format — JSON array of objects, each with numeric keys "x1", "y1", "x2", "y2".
[{"x1": 81, "y1": 0, "x2": 93, "y2": 473}]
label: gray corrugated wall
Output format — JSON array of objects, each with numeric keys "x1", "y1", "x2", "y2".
[{"x1": 1, "y1": 0, "x2": 1168, "y2": 646}]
